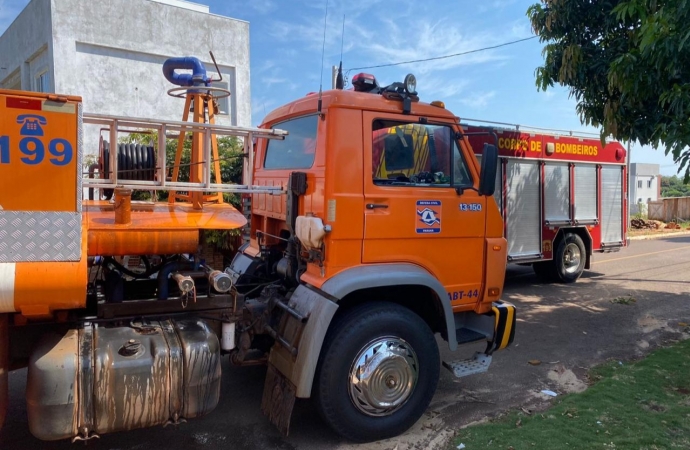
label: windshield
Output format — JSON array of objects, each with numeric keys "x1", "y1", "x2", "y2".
[{"x1": 264, "y1": 115, "x2": 317, "y2": 169}]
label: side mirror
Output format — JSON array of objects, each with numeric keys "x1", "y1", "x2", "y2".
[{"x1": 478, "y1": 143, "x2": 498, "y2": 196}]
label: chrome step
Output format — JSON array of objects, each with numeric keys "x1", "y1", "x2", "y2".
[{"x1": 442, "y1": 352, "x2": 492, "y2": 378}]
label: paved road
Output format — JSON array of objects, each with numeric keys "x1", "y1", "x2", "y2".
[{"x1": 2, "y1": 236, "x2": 689, "y2": 449}]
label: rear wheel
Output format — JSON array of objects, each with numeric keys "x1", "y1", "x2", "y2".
[
  {"x1": 554, "y1": 233, "x2": 586, "y2": 283},
  {"x1": 314, "y1": 302, "x2": 440, "y2": 442}
]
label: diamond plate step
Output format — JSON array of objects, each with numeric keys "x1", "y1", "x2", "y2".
[{"x1": 442, "y1": 352, "x2": 492, "y2": 378}]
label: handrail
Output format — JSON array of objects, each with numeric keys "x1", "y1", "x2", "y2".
[
  {"x1": 82, "y1": 113, "x2": 287, "y2": 195},
  {"x1": 460, "y1": 117, "x2": 613, "y2": 141}
]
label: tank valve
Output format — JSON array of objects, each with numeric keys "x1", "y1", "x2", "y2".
[
  {"x1": 209, "y1": 270, "x2": 232, "y2": 293},
  {"x1": 172, "y1": 273, "x2": 195, "y2": 294}
]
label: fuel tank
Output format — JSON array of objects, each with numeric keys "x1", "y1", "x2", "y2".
[{"x1": 26, "y1": 319, "x2": 221, "y2": 441}]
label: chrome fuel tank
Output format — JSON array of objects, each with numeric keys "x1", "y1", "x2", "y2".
[{"x1": 26, "y1": 319, "x2": 221, "y2": 441}]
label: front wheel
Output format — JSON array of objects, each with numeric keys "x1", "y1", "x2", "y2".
[{"x1": 313, "y1": 302, "x2": 440, "y2": 442}]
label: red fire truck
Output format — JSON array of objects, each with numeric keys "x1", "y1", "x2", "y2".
[{"x1": 464, "y1": 122, "x2": 627, "y2": 283}]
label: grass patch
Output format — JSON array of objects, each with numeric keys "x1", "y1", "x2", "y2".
[
  {"x1": 453, "y1": 339, "x2": 690, "y2": 449},
  {"x1": 610, "y1": 295, "x2": 637, "y2": 305}
]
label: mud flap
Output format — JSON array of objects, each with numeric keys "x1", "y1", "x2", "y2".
[{"x1": 260, "y1": 363, "x2": 296, "y2": 436}]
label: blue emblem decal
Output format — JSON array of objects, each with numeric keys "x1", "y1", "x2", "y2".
[{"x1": 416, "y1": 200, "x2": 441, "y2": 234}]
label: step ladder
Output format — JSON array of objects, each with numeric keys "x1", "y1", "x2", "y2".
[
  {"x1": 442, "y1": 352, "x2": 493, "y2": 378},
  {"x1": 442, "y1": 327, "x2": 492, "y2": 378}
]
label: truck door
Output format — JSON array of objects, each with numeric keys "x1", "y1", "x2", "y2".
[{"x1": 362, "y1": 112, "x2": 486, "y2": 307}]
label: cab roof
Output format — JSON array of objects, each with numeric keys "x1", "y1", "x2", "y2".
[{"x1": 261, "y1": 88, "x2": 458, "y2": 127}]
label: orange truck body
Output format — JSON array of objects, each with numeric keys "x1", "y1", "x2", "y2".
[
  {"x1": 0, "y1": 72, "x2": 520, "y2": 443},
  {"x1": 249, "y1": 90, "x2": 507, "y2": 314}
]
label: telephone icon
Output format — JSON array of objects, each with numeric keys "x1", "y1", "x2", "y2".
[{"x1": 17, "y1": 114, "x2": 47, "y2": 137}]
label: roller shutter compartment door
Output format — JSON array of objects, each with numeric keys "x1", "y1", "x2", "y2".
[
  {"x1": 506, "y1": 160, "x2": 540, "y2": 257},
  {"x1": 544, "y1": 163, "x2": 570, "y2": 222},
  {"x1": 601, "y1": 166, "x2": 623, "y2": 244},
  {"x1": 574, "y1": 165, "x2": 597, "y2": 221}
]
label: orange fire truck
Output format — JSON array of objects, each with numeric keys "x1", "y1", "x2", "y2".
[
  {"x1": 464, "y1": 122, "x2": 628, "y2": 282},
  {"x1": 1, "y1": 59, "x2": 525, "y2": 443}
]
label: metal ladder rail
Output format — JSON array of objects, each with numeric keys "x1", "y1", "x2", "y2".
[
  {"x1": 460, "y1": 118, "x2": 612, "y2": 142},
  {"x1": 82, "y1": 113, "x2": 287, "y2": 195}
]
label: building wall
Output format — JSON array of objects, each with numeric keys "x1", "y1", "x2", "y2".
[
  {"x1": 1, "y1": 0, "x2": 250, "y2": 157},
  {"x1": 629, "y1": 163, "x2": 660, "y2": 215},
  {"x1": 0, "y1": 0, "x2": 53, "y2": 92}
]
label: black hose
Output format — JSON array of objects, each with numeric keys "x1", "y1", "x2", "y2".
[{"x1": 103, "y1": 256, "x2": 168, "y2": 280}]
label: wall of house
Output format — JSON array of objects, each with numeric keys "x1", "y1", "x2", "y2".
[
  {"x1": 0, "y1": 0, "x2": 53, "y2": 92},
  {"x1": 629, "y1": 163, "x2": 661, "y2": 215}
]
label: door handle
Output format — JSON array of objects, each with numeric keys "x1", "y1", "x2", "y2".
[{"x1": 366, "y1": 203, "x2": 388, "y2": 209}]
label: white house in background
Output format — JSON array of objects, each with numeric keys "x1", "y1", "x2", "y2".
[
  {"x1": 629, "y1": 163, "x2": 661, "y2": 215},
  {"x1": 0, "y1": 0, "x2": 250, "y2": 156}
]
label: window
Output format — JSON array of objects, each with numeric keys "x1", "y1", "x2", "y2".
[
  {"x1": 211, "y1": 81, "x2": 229, "y2": 115},
  {"x1": 637, "y1": 180, "x2": 642, "y2": 188},
  {"x1": 34, "y1": 71, "x2": 49, "y2": 93},
  {"x1": 264, "y1": 115, "x2": 317, "y2": 169},
  {"x1": 647, "y1": 198, "x2": 651, "y2": 202},
  {"x1": 647, "y1": 179, "x2": 653, "y2": 188},
  {"x1": 371, "y1": 120, "x2": 472, "y2": 187}
]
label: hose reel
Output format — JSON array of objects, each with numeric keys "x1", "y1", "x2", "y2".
[{"x1": 99, "y1": 139, "x2": 156, "y2": 200}]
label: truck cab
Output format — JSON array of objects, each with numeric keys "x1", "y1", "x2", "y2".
[{"x1": 227, "y1": 73, "x2": 515, "y2": 441}]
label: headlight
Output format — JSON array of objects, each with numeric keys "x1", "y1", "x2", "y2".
[{"x1": 404, "y1": 73, "x2": 417, "y2": 94}]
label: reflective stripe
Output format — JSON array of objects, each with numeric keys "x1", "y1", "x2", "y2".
[
  {"x1": 0, "y1": 263, "x2": 16, "y2": 312},
  {"x1": 499, "y1": 304, "x2": 515, "y2": 350},
  {"x1": 488, "y1": 301, "x2": 516, "y2": 353}
]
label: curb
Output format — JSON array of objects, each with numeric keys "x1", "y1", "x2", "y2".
[{"x1": 628, "y1": 231, "x2": 690, "y2": 241}]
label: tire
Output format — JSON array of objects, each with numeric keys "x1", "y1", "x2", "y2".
[
  {"x1": 313, "y1": 301, "x2": 440, "y2": 442},
  {"x1": 532, "y1": 261, "x2": 556, "y2": 282},
  {"x1": 553, "y1": 233, "x2": 586, "y2": 283}
]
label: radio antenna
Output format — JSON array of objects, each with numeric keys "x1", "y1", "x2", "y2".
[
  {"x1": 317, "y1": 0, "x2": 329, "y2": 116},
  {"x1": 335, "y1": 14, "x2": 345, "y2": 89}
]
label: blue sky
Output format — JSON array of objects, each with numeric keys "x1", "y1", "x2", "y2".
[{"x1": 0, "y1": 0, "x2": 680, "y2": 175}]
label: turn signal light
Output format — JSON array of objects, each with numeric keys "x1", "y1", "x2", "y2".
[
  {"x1": 492, "y1": 245, "x2": 502, "y2": 251},
  {"x1": 488, "y1": 288, "x2": 500, "y2": 297}
]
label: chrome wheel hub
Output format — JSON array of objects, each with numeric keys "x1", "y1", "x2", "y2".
[
  {"x1": 563, "y1": 242, "x2": 582, "y2": 274},
  {"x1": 348, "y1": 337, "x2": 419, "y2": 417}
]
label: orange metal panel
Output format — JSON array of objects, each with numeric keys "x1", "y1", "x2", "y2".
[
  {"x1": 85, "y1": 201, "x2": 246, "y2": 256},
  {"x1": 88, "y1": 229, "x2": 199, "y2": 256},
  {"x1": 13, "y1": 236, "x2": 88, "y2": 317},
  {"x1": 0, "y1": 91, "x2": 80, "y2": 212},
  {"x1": 85, "y1": 201, "x2": 247, "y2": 230}
]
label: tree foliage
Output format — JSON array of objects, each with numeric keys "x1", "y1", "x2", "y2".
[
  {"x1": 661, "y1": 175, "x2": 690, "y2": 197},
  {"x1": 528, "y1": 0, "x2": 690, "y2": 180}
]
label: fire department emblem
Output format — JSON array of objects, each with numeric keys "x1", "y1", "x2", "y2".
[{"x1": 416, "y1": 200, "x2": 441, "y2": 234}]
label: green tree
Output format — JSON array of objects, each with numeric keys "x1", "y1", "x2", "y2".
[
  {"x1": 660, "y1": 175, "x2": 690, "y2": 197},
  {"x1": 528, "y1": 0, "x2": 690, "y2": 180}
]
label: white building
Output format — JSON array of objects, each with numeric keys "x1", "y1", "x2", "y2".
[
  {"x1": 629, "y1": 163, "x2": 660, "y2": 215},
  {"x1": 0, "y1": 0, "x2": 250, "y2": 156}
]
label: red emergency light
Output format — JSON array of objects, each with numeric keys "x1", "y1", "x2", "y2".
[{"x1": 352, "y1": 73, "x2": 379, "y2": 92}]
